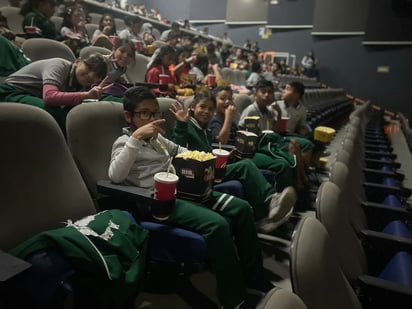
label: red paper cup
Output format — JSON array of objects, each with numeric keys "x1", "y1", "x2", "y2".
[
  {"x1": 281, "y1": 117, "x2": 289, "y2": 132},
  {"x1": 154, "y1": 172, "x2": 179, "y2": 201},
  {"x1": 159, "y1": 74, "x2": 169, "y2": 85},
  {"x1": 109, "y1": 35, "x2": 120, "y2": 46},
  {"x1": 212, "y1": 149, "x2": 230, "y2": 183},
  {"x1": 25, "y1": 26, "x2": 37, "y2": 34},
  {"x1": 135, "y1": 40, "x2": 144, "y2": 52},
  {"x1": 208, "y1": 74, "x2": 216, "y2": 87}
]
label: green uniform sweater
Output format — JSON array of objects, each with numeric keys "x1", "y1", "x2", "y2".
[{"x1": 10, "y1": 210, "x2": 149, "y2": 308}]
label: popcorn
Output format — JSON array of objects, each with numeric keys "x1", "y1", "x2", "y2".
[{"x1": 176, "y1": 150, "x2": 215, "y2": 161}]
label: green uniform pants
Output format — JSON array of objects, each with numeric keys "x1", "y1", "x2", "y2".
[
  {"x1": 0, "y1": 84, "x2": 70, "y2": 134},
  {"x1": 166, "y1": 191, "x2": 264, "y2": 309},
  {"x1": 224, "y1": 159, "x2": 275, "y2": 220}
]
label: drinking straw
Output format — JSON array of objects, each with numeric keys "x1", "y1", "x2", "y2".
[
  {"x1": 31, "y1": 17, "x2": 34, "y2": 27},
  {"x1": 267, "y1": 119, "x2": 270, "y2": 130},
  {"x1": 219, "y1": 142, "x2": 222, "y2": 150},
  {"x1": 166, "y1": 156, "x2": 173, "y2": 177}
]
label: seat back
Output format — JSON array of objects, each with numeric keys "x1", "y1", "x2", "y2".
[
  {"x1": 66, "y1": 101, "x2": 126, "y2": 197},
  {"x1": 84, "y1": 23, "x2": 99, "y2": 39},
  {"x1": 234, "y1": 93, "x2": 253, "y2": 119},
  {"x1": 125, "y1": 53, "x2": 149, "y2": 83},
  {"x1": 79, "y1": 45, "x2": 111, "y2": 59},
  {"x1": 50, "y1": 15, "x2": 63, "y2": 31},
  {"x1": 0, "y1": 103, "x2": 95, "y2": 251},
  {"x1": 88, "y1": 12, "x2": 102, "y2": 25},
  {"x1": 114, "y1": 18, "x2": 126, "y2": 31},
  {"x1": 315, "y1": 181, "x2": 367, "y2": 284},
  {"x1": 290, "y1": 217, "x2": 362, "y2": 309},
  {"x1": 22, "y1": 38, "x2": 76, "y2": 62},
  {"x1": 0, "y1": 6, "x2": 23, "y2": 34},
  {"x1": 257, "y1": 287, "x2": 307, "y2": 309},
  {"x1": 157, "y1": 97, "x2": 177, "y2": 139},
  {"x1": 330, "y1": 161, "x2": 367, "y2": 234}
]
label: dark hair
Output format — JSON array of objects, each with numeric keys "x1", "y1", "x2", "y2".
[
  {"x1": 189, "y1": 90, "x2": 213, "y2": 116},
  {"x1": 61, "y1": 6, "x2": 85, "y2": 30},
  {"x1": 250, "y1": 60, "x2": 261, "y2": 73},
  {"x1": 114, "y1": 38, "x2": 135, "y2": 55},
  {"x1": 124, "y1": 15, "x2": 141, "y2": 27},
  {"x1": 211, "y1": 86, "x2": 232, "y2": 103},
  {"x1": 167, "y1": 30, "x2": 180, "y2": 41},
  {"x1": 123, "y1": 86, "x2": 157, "y2": 113},
  {"x1": 193, "y1": 53, "x2": 209, "y2": 75},
  {"x1": 147, "y1": 45, "x2": 176, "y2": 70},
  {"x1": 98, "y1": 14, "x2": 116, "y2": 35},
  {"x1": 82, "y1": 53, "x2": 107, "y2": 78},
  {"x1": 255, "y1": 79, "x2": 274, "y2": 91},
  {"x1": 289, "y1": 81, "x2": 305, "y2": 98},
  {"x1": 20, "y1": 0, "x2": 56, "y2": 16}
]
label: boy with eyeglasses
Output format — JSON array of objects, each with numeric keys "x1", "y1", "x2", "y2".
[{"x1": 109, "y1": 86, "x2": 276, "y2": 309}]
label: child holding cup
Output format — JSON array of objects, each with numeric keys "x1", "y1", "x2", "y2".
[
  {"x1": 170, "y1": 90, "x2": 297, "y2": 231},
  {"x1": 108, "y1": 86, "x2": 275, "y2": 309},
  {"x1": 145, "y1": 45, "x2": 177, "y2": 96}
]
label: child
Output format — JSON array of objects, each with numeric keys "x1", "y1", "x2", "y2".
[
  {"x1": 282, "y1": 81, "x2": 308, "y2": 136},
  {"x1": 60, "y1": 6, "x2": 90, "y2": 56},
  {"x1": 21, "y1": 0, "x2": 60, "y2": 40},
  {"x1": 92, "y1": 14, "x2": 117, "y2": 41},
  {"x1": 208, "y1": 86, "x2": 238, "y2": 145},
  {"x1": 91, "y1": 14, "x2": 117, "y2": 50},
  {"x1": 0, "y1": 53, "x2": 110, "y2": 131},
  {"x1": 238, "y1": 79, "x2": 282, "y2": 133},
  {"x1": 282, "y1": 81, "x2": 320, "y2": 168},
  {"x1": 145, "y1": 45, "x2": 177, "y2": 96},
  {"x1": 98, "y1": 39, "x2": 135, "y2": 100},
  {"x1": 118, "y1": 15, "x2": 143, "y2": 43},
  {"x1": 170, "y1": 90, "x2": 297, "y2": 231},
  {"x1": 108, "y1": 86, "x2": 274, "y2": 309}
]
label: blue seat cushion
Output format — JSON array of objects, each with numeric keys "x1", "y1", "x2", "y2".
[
  {"x1": 214, "y1": 180, "x2": 244, "y2": 199},
  {"x1": 379, "y1": 251, "x2": 412, "y2": 286},
  {"x1": 382, "y1": 220, "x2": 412, "y2": 238},
  {"x1": 140, "y1": 221, "x2": 208, "y2": 264},
  {"x1": 382, "y1": 194, "x2": 402, "y2": 208}
]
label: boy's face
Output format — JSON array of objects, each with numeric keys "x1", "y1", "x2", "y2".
[
  {"x1": 282, "y1": 84, "x2": 299, "y2": 105},
  {"x1": 255, "y1": 87, "x2": 274, "y2": 107},
  {"x1": 191, "y1": 98, "x2": 215, "y2": 127},
  {"x1": 215, "y1": 90, "x2": 233, "y2": 115},
  {"x1": 75, "y1": 61, "x2": 102, "y2": 86},
  {"x1": 125, "y1": 98, "x2": 160, "y2": 129}
]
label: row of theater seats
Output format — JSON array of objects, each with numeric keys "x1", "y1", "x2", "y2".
[
  {"x1": 289, "y1": 102, "x2": 412, "y2": 309},
  {"x1": 399, "y1": 113, "x2": 412, "y2": 152},
  {"x1": 302, "y1": 88, "x2": 353, "y2": 130},
  {"x1": 0, "y1": 102, "x2": 307, "y2": 308}
]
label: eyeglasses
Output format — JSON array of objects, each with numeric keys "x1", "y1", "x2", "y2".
[{"x1": 133, "y1": 111, "x2": 161, "y2": 120}]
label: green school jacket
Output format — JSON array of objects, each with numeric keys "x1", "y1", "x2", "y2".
[
  {"x1": 172, "y1": 117, "x2": 213, "y2": 152},
  {"x1": 10, "y1": 210, "x2": 149, "y2": 308}
]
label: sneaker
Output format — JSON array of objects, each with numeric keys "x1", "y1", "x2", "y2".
[
  {"x1": 258, "y1": 187, "x2": 297, "y2": 233},
  {"x1": 268, "y1": 186, "x2": 297, "y2": 222}
]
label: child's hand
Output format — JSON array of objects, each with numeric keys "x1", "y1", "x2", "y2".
[
  {"x1": 170, "y1": 101, "x2": 189, "y2": 122},
  {"x1": 225, "y1": 104, "x2": 236, "y2": 120},
  {"x1": 85, "y1": 76, "x2": 113, "y2": 99},
  {"x1": 132, "y1": 119, "x2": 166, "y2": 140}
]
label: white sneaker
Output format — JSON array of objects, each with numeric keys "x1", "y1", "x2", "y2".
[{"x1": 258, "y1": 187, "x2": 297, "y2": 233}]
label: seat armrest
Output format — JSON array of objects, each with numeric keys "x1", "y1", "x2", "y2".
[
  {"x1": 360, "y1": 229, "x2": 412, "y2": 274},
  {"x1": 357, "y1": 275, "x2": 412, "y2": 308},
  {"x1": 0, "y1": 250, "x2": 32, "y2": 282},
  {"x1": 365, "y1": 158, "x2": 401, "y2": 169},
  {"x1": 97, "y1": 180, "x2": 153, "y2": 203},
  {"x1": 363, "y1": 168, "x2": 404, "y2": 181},
  {"x1": 363, "y1": 182, "x2": 412, "y2": 200}
]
